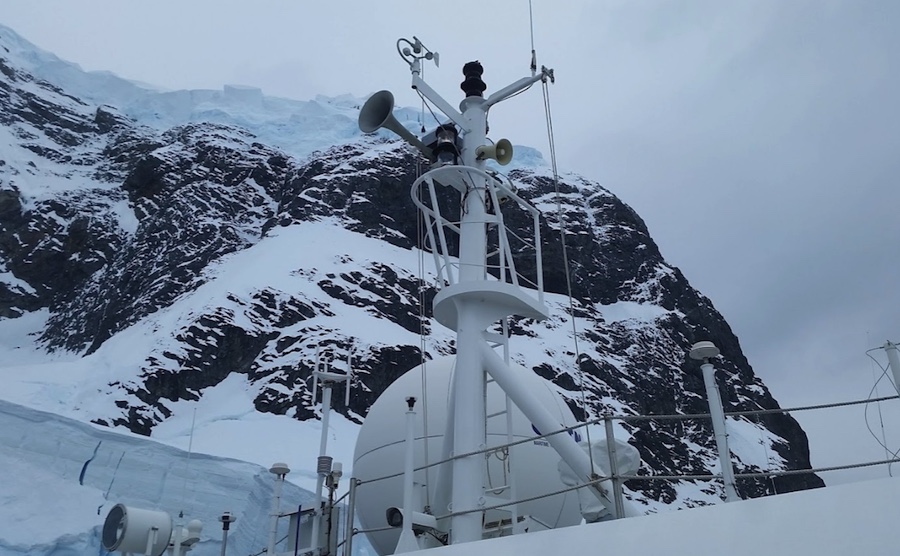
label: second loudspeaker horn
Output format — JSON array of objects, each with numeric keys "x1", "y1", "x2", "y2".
[{"x1": 475, "y1": 138, "x2": 513, "y2": 165}]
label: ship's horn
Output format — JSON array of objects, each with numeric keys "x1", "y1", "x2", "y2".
[
  {"x1": 475, "y1": 138, "x2": 513, "y2": 165},
  {"x1": 359, "y1": 90, "x2": 433, "y2": 160}
]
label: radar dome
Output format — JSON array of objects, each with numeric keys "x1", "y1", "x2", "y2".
[{"x1": 353, "y1": 355, "x2": 583, "y2": 555}]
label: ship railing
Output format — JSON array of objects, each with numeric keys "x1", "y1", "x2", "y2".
[
  {"x1": 411, "y1": 165, "x2": 544, "y2": 304},
  {"x1": 339, "y1": 392, "x2": 900, "y2": 555}
]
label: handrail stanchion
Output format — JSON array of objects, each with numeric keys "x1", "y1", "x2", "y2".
[
  {"x1": 603, "y1": 415, "x2": 625, "y2": 519},
  {"x1": 344, "y1": 478, "x2": 358, "y2": 556}
]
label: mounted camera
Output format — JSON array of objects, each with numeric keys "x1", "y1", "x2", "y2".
[{"x1": 385, "y1": 507, "x2": 437, "y2": 534}]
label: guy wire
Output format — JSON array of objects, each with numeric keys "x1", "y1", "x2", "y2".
[{"x1": 542, "y1": 73, "x2": 594, "y2": 469}]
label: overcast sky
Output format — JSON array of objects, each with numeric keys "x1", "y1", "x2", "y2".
[{"x1": 3, "y1": 1, "x2": 898, "y2": 483}]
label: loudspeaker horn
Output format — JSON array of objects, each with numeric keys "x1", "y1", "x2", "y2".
[
  {"x1": 475, "y1": 138, "x2": 513, "y2": 165},
  {"x1": 359, "y1": 90, "x2": 433, "y2": 160}
]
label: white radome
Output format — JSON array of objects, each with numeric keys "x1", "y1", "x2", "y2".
[{"x1": 353, "y1": 356, "x2": 583, "y2": 555}]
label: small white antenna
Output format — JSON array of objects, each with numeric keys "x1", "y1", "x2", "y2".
[
  {"x1": 306, "y1": 344, "x2": 353, "y2": 555},
  {"x1": 180, "y1": 407, "x2": 198, "y2": 517},
  {"x1": 345, "y1": 347, "x2": 355, "y2": 407},
  {"x1": 311, "y1": 344, "x2": 354, "y2": 405},
  {"x1": 311, "y1": 345, "x2": 321, "y2": 403}
]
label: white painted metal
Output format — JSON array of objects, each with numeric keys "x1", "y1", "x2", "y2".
[
  {"x1": 309, "y1": 379, "x2": 333, "y2": 555},
  {"x1": 604, "y1": 417, "x2": 626, "y2": 519},
  {"x1": 689, "y1": 341, "x2": 720, "y2": 361},
  {"x1": 437, "y1": 73, "x2": 493, "y2": 546},
  {"x1": 699, "y1": 360, "x2": 740, "y2": 502},
  {"x1": 429, "y1": 363, "x2": 456, "y2": 532},
  {"x1": 500, "y1": 327, "x2": 521, "y2": 534},
  {"x1": 448, "y1": 309, "x2": 488, "y2": 544},
  {"x1": 171, "y1": 524, "x2": 183, "y2": 556},
  {"x1": 169, "y1": 520, "x2": 202, "y2": 556},
  {"x1": 884, "y1": 341, "x2": 900, "y2": 396},
  {"x1": 360, "y1": 46, "x2": 599, "y2": 548},
  {"x1": 267, "y1": 464, "x2": 289, "y2": 556},
  {"x1": 409, "y1": 65, "x2": 466, "y2": 129},
  {"x1": 305, "y1": 352, "x2": 352, "y2": 556},
  {"x1": 344, "y1": 478, "x2": 358, "y2": 556},
  {"x1": 101, "y1": 504, "x2": 172, "y2": 556},
  {"x1": 145, "y1": 526, "x2": 160, "y2": 556},
  {"x1": 395, "y1": 399, "x2": 422, "y2": 553},
  {"x1": 358, "y1": 90, "x2": 433, "y2": 159},
  {"x1": 411, "y1": 166, "x2": 546, "y2": 308},
  {"x1": 404, "y1": 57, "x2": 590, "y2": 545},
  {"x1": 352, "y1": 356, "x2": 582, "y2": 556},
  {"x1": 217, "y1": 513, "x2": 235, "y2": 556},
  {"x1": 689, "y1": 341, "x2": 738, "y2": 502},
  {"x1": 219, "y1": 526, "x2": 228, "y2": 556},
  {"x1": 479, "y1": 343, "x2": 635, "y2": 516},
  {"x1": 484, "y1": 73, "x2": 546, "y2": 108}
]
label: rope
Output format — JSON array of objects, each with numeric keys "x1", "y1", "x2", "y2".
[
  {"x1": 738, "y1": 457, "x2": 900, "y2": 478},
  {"x1": 604, "y1": 394, "x2": 900, "y2": 422},
  {"x1": 541, "y1": 61, "x2": 594, "y2": 470},
  {"x1": 725, "y1": 395, "x2": 900, "y2": 418},
  {"x1": 865, "y1": 349, "x2": 899, "y2": 476},
  {"x1": 179, "y1": 407, "x2": 197, "y2": 517},
  {"x1": 414, "y1": 104, "x2": 432, "y2": 508},
  {"x1": 619, "y1": 457, "x2": 900, "y2": 482},
  {"x1": 416, "y1": 90, "x2": 444, "y2": 129},
  {"x1": 528, "y1": 0, "x2": 537, "y2": 74},
  {"x1": 865, "y1": 348, "x2": 890, "y2": 460}
]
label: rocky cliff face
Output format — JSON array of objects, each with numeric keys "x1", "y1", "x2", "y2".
[{"x1": 0, "y1": 29, "x2": 822, "y2": 511}]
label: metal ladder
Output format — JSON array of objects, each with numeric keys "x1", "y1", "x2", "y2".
[{"x1": 480, "y1": 323, "x2": 524, "y2": 536}]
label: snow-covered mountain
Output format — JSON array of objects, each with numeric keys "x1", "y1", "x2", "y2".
[{"x1": 0, "y1": 23, "x2": 825, "y2": 553}]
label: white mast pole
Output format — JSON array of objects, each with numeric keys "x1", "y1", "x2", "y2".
[
  {"x1": 447, "y1": 62, "x2": 491, "y2": 545},
  {"x1": 690, "y1": 341, "x2": 739, "y2": 502},
  {"x1": 360, "y1": 43, "x2": 561, "y2": 544},
  {"x1": 310, "y1": 379, "x2": 333, "y2": 554},
  {"x1": 395, "y1": 397, "x2": 421, "y2": 553},
  {"x1": 884, "y1": 341, "x2": 900, "y2": 395},
  {"x1": 701, "y1": 361, "x2": 739, "y2": 502},
  {"x1": 267, "y1": 464, "x2": 290, "y2": 555}
]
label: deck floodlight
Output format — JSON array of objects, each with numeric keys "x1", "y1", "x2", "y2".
[
  {"x1": 102, "y1": 504, "x2": 173, "y2": 556},
  {"x1": 385, "y1": 507, "x2": 437, "y2": 534}
]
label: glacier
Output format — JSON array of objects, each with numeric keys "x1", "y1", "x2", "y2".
[
  {"x1": 0, "y1": 398, "x2": 323, "y2": 556},
  {"x1": 3, "y1": 394, "x2": 899, "y2": 555}
]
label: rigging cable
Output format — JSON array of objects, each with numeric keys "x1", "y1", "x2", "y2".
[
  {"x1": 178, "y1": 407, "x2": 198, "y2": 517},
  {"x1": 867, "y1": 331, "x2": 891, "y2": 473},
  {"x1": 864, "y1": 347, "x2": 899, "y2": 476},
  {"x1": 528, "y1": 0, "x2": 537, "y2": 74},
  {"x1": 415, "y1": 85, "x2": 432, "y2": 509},
  {"x1": 539, "y1": 37, "x2": 594, "y2": 470}
]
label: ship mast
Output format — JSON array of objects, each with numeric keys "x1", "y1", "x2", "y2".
[{"x1": 359, "y1": 37, "x2": 624, "y2": 546}]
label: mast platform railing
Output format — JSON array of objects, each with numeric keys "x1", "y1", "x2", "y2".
[{"x1": 411, "y1": 165, "x2": 544, "y2": 304}]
